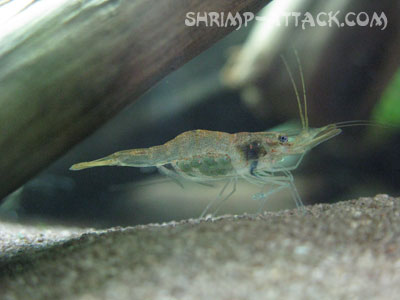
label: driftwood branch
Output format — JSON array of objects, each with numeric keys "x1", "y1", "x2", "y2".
[{"x1": 0, "y1": 0, "x2": 267, "y2": 200}]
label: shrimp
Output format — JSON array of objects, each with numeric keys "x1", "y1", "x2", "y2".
[{"x1": 70, "y1": 51, "x2": 342, "y2": 217}]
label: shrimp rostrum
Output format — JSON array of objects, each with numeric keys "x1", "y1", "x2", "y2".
[{"x1": 70, "y1": 53, "x2": 343, "y2": 217}]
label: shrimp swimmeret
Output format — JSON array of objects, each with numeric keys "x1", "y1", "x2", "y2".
[{"x1": 71, "y1": 52, "x2": 352, "y2": 217}]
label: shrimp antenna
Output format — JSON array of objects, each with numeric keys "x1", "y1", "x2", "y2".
[
  {"x1": 293, "y1": 49, "x2": 308, "y2": 129},
  {"x1": 280, "y1": 54, "x2": 305, "y2": 130}
]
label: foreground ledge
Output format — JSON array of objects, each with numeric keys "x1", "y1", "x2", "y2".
[{"x1": 1, "y1": 195, "x2": 399, "y2": 299}]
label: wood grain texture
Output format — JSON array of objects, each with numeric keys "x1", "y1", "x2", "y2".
[{"x1": 0, "y1": 0, "x2": 267, "y2": 200}]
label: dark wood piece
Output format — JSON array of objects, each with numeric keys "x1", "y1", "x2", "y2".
[{"x1": 0, "y1": 0, "x2": 267, "y2": 200}]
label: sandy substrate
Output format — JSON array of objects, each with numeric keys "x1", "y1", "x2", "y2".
[{"x1": 0, "y1": 194, "x2": 399, "y2": 300}]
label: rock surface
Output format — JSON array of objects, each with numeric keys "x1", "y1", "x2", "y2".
[{"x1": 1, "y1": 195, "x2": 400, "y2": 299}]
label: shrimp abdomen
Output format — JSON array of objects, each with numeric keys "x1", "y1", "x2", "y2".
[{"x1": 70, "y1": 130, "x2": 233, "y2": 171}]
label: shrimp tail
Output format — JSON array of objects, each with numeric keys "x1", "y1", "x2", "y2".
[
  {"x1": 69, "y1": 155, "x2": 118, "y2": 170},
  {"x1": 70, "y1": 146, "x2": 170, "y2": 171}
]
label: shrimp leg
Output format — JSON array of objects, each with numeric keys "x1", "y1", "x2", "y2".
[
  {"x1": 200, "y1": 179, "x2": 236, "y2": 218},
  {"x1": 158, "y1": 165, "x2": 184, "y2": 189},
  {"x1": 281, "y1": 169, "x2": 305, "y2": 213},
  {"x1": 212, "y1": 178, "x2": 237, "y2": 216},
  {"x1": 256, "y1": 185, "x2": 288, "y2": 213},
  {"x1": 248, "y1": 170, "x2": 305, "y2": 213},
  {"x1": 270, "y1": 152, "x2": 306, "y2": 172}
]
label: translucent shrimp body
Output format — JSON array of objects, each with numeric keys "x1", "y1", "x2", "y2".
[
  {"x1": 70, "y1": 51, "x2": 342, "y2": 216},
  {"x1": 70, "y1": 127, "x2": 340, "y2": 179}
]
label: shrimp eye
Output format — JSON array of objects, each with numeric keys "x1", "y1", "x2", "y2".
[{"x1": 278, "y1": 135, "x2": 288, "y2": 143}]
